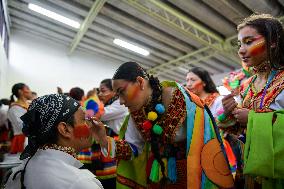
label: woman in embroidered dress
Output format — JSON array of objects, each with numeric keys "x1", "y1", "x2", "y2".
[
  {"x1": 5, "y1": 94, "x2": 103, "y2": 189},
  {"x1": 222, "y1": 14, "x2": 284, "y2": 189},
  {"x1": 7, "y1": 83, "x2": 32, "y2": 154},
  {"x1": 91, "y1": 62, "x2": 234, "y2": 189}
]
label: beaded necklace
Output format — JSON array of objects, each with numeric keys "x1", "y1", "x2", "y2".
[
  {"x1": 41, "y1": 144, "x2": 77, "y2": 158},
  {"x1": 249, "y1": 70, "x2": 277, "y2": 109}
]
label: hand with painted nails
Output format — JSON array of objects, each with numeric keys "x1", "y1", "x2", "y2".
[
  {"x1": 222, "y1": 93, "x2": 238, "y2": 116},
  {"x1": 86, "y1": 117, "x2": 108, "y2": 148},
  {"x1": 232, "y1": 108, "x2": 250, "y2": 126}
]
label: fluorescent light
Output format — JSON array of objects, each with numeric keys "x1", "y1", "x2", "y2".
[
  {"x1": 28, "y1": 3, "x2": 80, "y2": 29},
  {"x1": 113, "y1": 39, "x2": 150, "y2": 56}
]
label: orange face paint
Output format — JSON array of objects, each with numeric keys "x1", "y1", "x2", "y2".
[
  {"x1": 125, "y1": 84, "x2": 140, "y2": 101},
  {"x1": 248, "y1": 40, "x2": 265, "y2": 56},
  {"x1": 73, "y1": 124, "x2": 91, "y2": 138},
  {"x1": 191, "y1": 81, "x2": 204, "y2": 91}
]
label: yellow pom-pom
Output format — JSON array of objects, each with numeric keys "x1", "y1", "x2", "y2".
[{"x1": 148, "y1": 111, "x2": 158, "y2": 121}]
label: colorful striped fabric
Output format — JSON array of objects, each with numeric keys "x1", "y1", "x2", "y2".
[
  {"x1": 77, "y1": 143, "x2": 117, "y2": 179},
  {"x1": 168, "y1": 81, "x2": 233, "y2": 189}
]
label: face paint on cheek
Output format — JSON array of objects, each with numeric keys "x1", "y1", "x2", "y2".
[
  {"x1": 73, "y1": 124, "x2": 91, "y2": 138},
  {"x1": 192, "y1": 81, "x2": 204, "y2": 91},
  {"x1": 126, "y1": 85, "x2": 140, "y2": 101},
  {"x1": 248, "y1": 40, "x2": 265, "y2": 56}
]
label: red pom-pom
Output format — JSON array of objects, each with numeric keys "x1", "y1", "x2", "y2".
[{"x1": 142, "y1": 120, "x2": 152, "y2": 131}]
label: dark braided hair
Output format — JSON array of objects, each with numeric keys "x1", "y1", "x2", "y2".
[
  {"x1": 238, "y1": 14, "x2": 284, "y2": 70},
  {"x1": 10, "y1": 83, "x2": 27, "y2": 103},
  {"x1": 188, "y1": 67, "x2": 218, "y2": 93},
  {"x1": 113, "y1": 62, "x2": 166, "y2": 182}
]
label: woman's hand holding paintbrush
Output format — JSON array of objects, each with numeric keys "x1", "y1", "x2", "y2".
[{"x1": 86, "y1": 116, "x2": 108, "y2": 149}]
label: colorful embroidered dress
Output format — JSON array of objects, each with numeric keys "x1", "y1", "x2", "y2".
[
  {"x1": 104, "y1": 81, "x2": 234, "y2": 189},
  {"x1": 239, "y1": 70, "x2": 284, "y2": 189}
]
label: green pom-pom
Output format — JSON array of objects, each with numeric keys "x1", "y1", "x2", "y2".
[{"x1": 153, "y1": 124, "x2": 163, "y2": 135}]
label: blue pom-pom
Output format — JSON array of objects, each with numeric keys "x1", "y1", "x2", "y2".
[{"x1": 155, "y1": 104, "x2": 165, "y2": 114}]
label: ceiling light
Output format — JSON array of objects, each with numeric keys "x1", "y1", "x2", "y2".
[
  {"x1": 28, "y1": 3, "x2": 80, "y2": 29},
  {"x1": 113, "y1": 39, "x2": 150, "y2": 56}
]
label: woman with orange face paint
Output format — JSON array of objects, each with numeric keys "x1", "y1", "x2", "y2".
[
  {"x1": 222, "y1": 14, "x2": 284, "y2": 189},
  {"x1": 5, "y1": 94, "x2": 103, "y2": 189},
  {"x1": 186, "y1": 67, "x2": 242, "y2": 184},
  {"x1": 7, "y1": 83, "x2": 33, "y2": 154},
  {"x1": 186, "y1": 67, "x2": 222, "y2": 118},
  {"x1": 90, "y1": 62, "x2": 234, "y2": 189}
]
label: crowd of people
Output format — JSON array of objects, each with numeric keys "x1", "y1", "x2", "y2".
[{"x1": 0, "y1": 13, "x2": 283, "y2": 189}]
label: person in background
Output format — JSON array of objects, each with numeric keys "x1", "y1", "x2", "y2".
[
  {"x1": 5, "y1": 94, "x2": 103, "y2": 189},
  {"x1": 99, "y1": 79, "x2": 128, "y2": 136},
  {"x1": 186, "y1": 67, "x2": 243, "y2": 186},
  {"x1": 222, "y1": 14, "x2": 284, "y2": 188},
  {"x1": 31, "y1": 92, "x2": 37, "y2": 100},
  {"x1": 0, "y1": 100, "x2": 9, "y2": 143},
  {"x1": 186, "y1": 67, "x2": 222, "y2": 118},
  {"x1": 7, "y1": 83, "x2": 32, "y2": 154},
  {"x1": 0, "y1": 99, "x2": 11, "y2": 106},
  {"x1": 69, "y1": 87, "x2": 85, "y2": 105},
  {"x1": 96, "y1": 79, "x2": 128, "y2": 188}
]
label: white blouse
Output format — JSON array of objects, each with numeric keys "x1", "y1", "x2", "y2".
[
  {"x1": 100, "y1": 99, "x2": 128, "y2": 135},
  {"x1": 269, "y1": 90, "x2": 284, "y2": 110},
  {"x1": 7, "y1": 105, "x2": 27, "y2": 135},
  {"x1": 5, "y1": 149, "x2": 104, "y2": 189}
]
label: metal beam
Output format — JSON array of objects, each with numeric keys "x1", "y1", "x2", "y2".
[
  {"x1": 154, "y1": 52, "x2": 218, "y2": 81},
  {"x1": 123, "y1": 0, "x2": 223, "y2": 50},
  {"x1": 123, "y1": 0, "x2": 240, "y2": 75},
  {"x1": 148, "y1": 47, "x2": 217, "y2": 75},
  {"x1": 69, "y1": 0, "x2": 106, "y2": 54},
  {"x1": 2, "y1": 0, "x2": 11, "y2": 35}
]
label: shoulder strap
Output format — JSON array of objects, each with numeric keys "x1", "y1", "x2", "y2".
[{"x1": 119, "y1": 114, "x2": 130, "y2": 140}]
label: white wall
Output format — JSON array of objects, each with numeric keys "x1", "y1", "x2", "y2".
[
  {"x1": 0, "y1": 36, "x2": 8, "y2": 98},
  {"x1": 3, "y1": 30, "x2": 122, "y2": 98}
]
